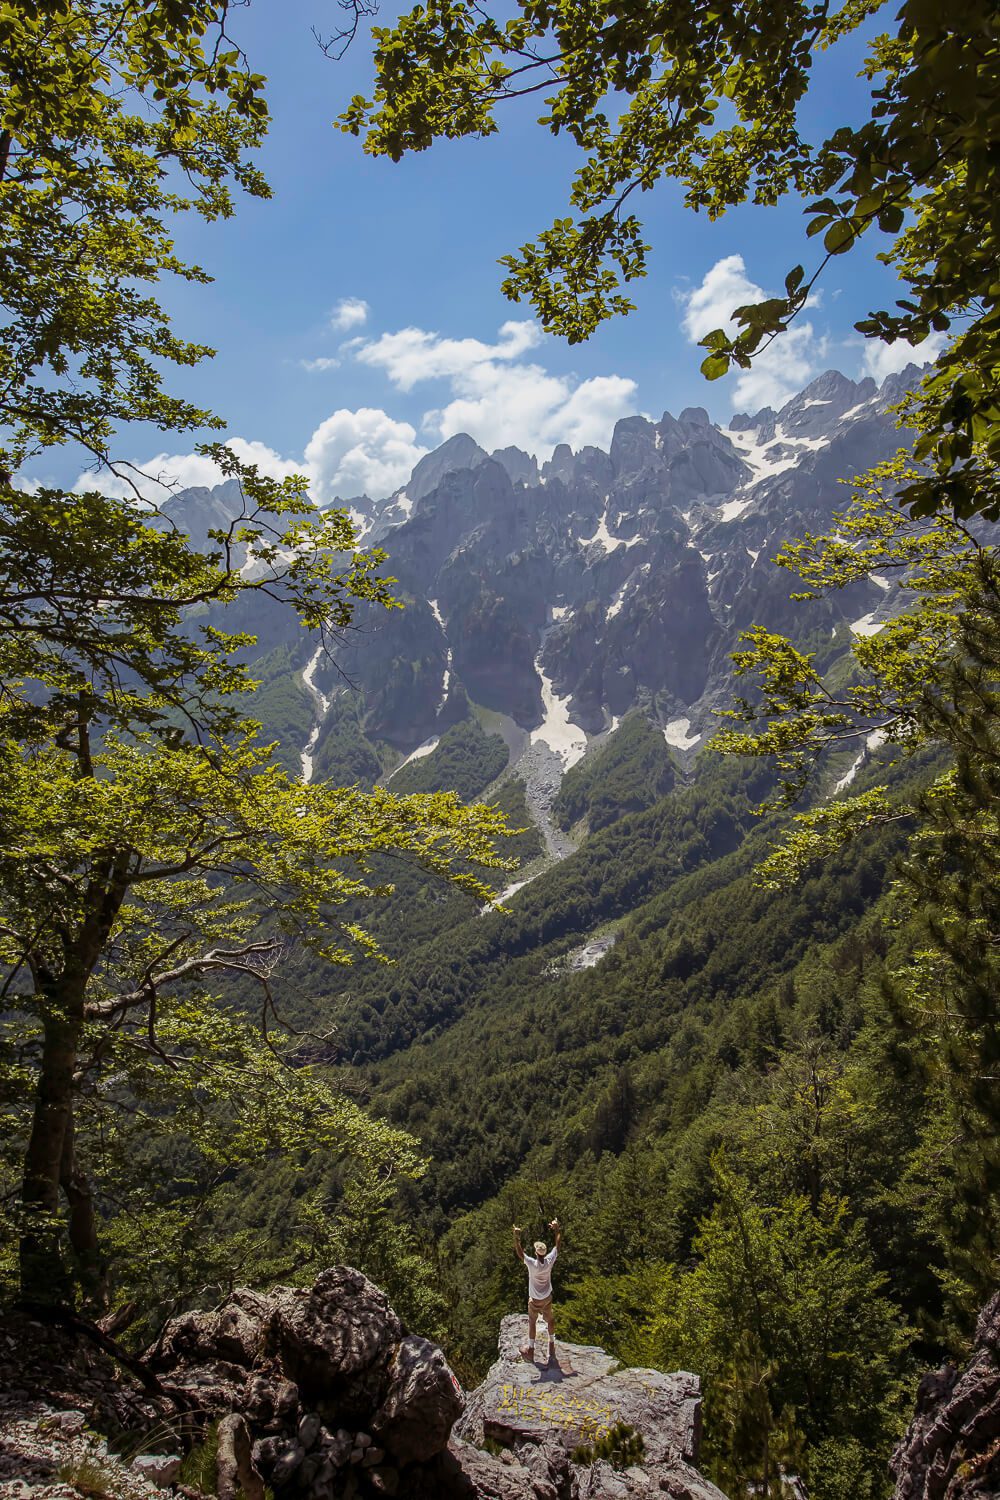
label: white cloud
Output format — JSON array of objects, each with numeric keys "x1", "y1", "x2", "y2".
[
  {"x1": 731, "y1": 325, "x2": 829, "y2": 411},
  {"x1": 356, "y1": 319, "x2": 543, "y2": 391},
  {"x1": 73, "y1": 438, "x2": 301, "y2": 504},
  {"x1": 303, "y1": 408, "x2": 428, "y2": 502},
  {"x1": 73, "y1": 414, "x2": 427, "y2": 508},
  {"x1": 67, "y1": 316, "x2": 638, "y2": 505},
  {"x1": 679, "y1": 254, "x2": 765, "y2": 344},
  {"x1": 300, "y1": 356, "x2": 341, "y2": 373},
  {"x1": 859, "y1": 333, "x2": 944, "y2": 382},
  {"x1": 678, "y1": 254, "x2": 829, "y2": 412},
  {"x1": 330, "y1": 297, "x2": 370, "y2": 332},
  {"x1": 354, "y1": 318, "x2": 636, "y2": 455}
]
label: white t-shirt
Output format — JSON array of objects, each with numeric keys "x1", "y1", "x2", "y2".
[{"x1": 524, "y1": 1246, "x2": 557, "y2": 1300}]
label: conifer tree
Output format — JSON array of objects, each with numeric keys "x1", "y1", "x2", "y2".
[{"x1": 893, "y1": 561, "x2": 1000, "y2": 1323}]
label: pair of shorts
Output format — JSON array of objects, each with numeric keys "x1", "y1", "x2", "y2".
[{"x1": 528, "y1": 1295, "x2": 553, "y2": 1316}]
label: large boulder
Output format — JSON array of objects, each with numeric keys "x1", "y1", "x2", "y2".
[
  {"x1": 270, "y1": 1266, "x2": 404, "y2": 1407},
  {"x1": 146, "y1": 1268, "x2": 463, "y2": 1497},
  {"x1": 454, "y1": 1317, "x2": 725, "y2": 1500},
  {"x1": 890, "y1": 1291, "x2": 1000, "y2": 1500},
  {"x1": 148, "y1": 1287, "x2": 273, "y2": 1372},
  {"x1": 458, "y1": 1315, "x2": 701, "y2": 1461},
  {"x1": 372, "y1": 1334, "x2": 465, "y2": 1464}
]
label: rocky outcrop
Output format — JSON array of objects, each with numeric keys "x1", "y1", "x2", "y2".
[
  {"x1": 0, "y1": 1278, "x2": 728, "y2": 1500},
  {"x1": 453, "y1": 1315, "x2": 728, "y2": 1499},
  {"x1": 890, "y1": 1292, "x2": 1000, "y2": 1500},
  {"x1": 145, "y1": 1267, "x2": 464, "y2": 1497},
  {"x1": 145, "y1": 1279, "x2": 727, "y2": 1497}
]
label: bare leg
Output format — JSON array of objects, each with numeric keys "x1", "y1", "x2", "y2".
[
  {"x1": 545, "y1": 1309, "x2": 555, "y2": 1360},
  {"x1": 521, "y1": 1307, "x2": 537, "y2": 1359}
]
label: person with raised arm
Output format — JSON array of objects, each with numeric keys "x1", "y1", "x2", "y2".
[{"x1": 512, "y1": 1217, "x2": 562, "y2": 1363}]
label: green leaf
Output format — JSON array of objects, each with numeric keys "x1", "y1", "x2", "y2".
[
  {"x1": 701, "y1": 353, "x2": 731, "y2": 380},
  {"x1": 823, "y1": 219, "x2": 856, "y2": 254}
]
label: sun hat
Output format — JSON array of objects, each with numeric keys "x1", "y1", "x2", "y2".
[{"x1": 534, "y1": 1240, "x2": 547, "y2": 1256}]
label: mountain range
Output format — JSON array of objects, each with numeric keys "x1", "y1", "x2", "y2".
[{"x1": 166, "y1": 363, "x2": 924, "y2": 860}]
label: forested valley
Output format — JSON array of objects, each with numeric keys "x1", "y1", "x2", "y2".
[{"x1": 2, "y1": 4, "x2": 999, "y2": 1500}]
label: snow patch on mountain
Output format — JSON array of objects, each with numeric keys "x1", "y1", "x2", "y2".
[
  {"x1": 663, "y1": 718, "x2": 702, "y2": 750},
  {"x1": 607, "y1": 581, "x2": 629, "y2": 621},
  {"x1": 530, "y1": 657, "x2": 588, "y2": 768},
  {"x1": 301, "y1": 643, "x2": 333, "y2": 783},
  {"x1": 578, "y1": 507, "x2": 643, "y2": 554},
  {"x1": 387, "y1": 736, "x2": 440, "y2": 779},
  {"x1": 429, "y1": 599, "x2": 452, "y2": 710},
  {"x1": 721, "y1": 421, "x2": 828, "y2": 486}
]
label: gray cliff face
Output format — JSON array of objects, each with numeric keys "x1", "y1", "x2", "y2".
[
  {"x1": 890, "y1": 1291, "x2": 1000, "y2": 1500},
  {"x1": 164, "y1": 364, "x2": 929, "y2": 785},
  {"x1": 314, "y1": 365, "x2": 922, "y2": 765}
]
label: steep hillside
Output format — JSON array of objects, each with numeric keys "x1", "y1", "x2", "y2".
[
  {"x1": 165, "y1": 365, "x2": 926, "y2": 805},
  {"x1": 159, "y1": 365, "x2": 987, "y2": 1498}
]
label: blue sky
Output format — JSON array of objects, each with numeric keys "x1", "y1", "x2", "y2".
[{"x1": 63, "y1": 0, "x2": 936, "y2": 504}]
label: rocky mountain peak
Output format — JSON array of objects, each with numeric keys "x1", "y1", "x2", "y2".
[
  {"x1": 492, "y1": 445, "x2": 539, "y2": 487},
  {"x1": 777, "y1": 368, "x2": 876, "y2": 439},
  {"x1": 542, "y1": 442, "x2": 577, "y2": 483},
  {"x1": 408, "y1": 431, "x2": 488, "y2": 504},
  {"x1": 162, "y1": 362, "x2": 938, "y2": 806}
]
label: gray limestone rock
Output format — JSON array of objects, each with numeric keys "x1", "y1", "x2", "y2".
[
  {"x1": 890, "y1": 1291, "x2": 1000, "y2": 1500},
  {"x1": 372, "y1": 1333, "x2": 465, "y2": 1465},
  {"x1": 131, "y1": 1453, "x2": 182, "y2": 1488},
  {"x1": 149, "y1": 1287, "x2": 273, "y2": 1372},
  {"x1": 269, "y1": 1439, "x2": 305, "y2": 1486},
  {"x1": 458, "y1": 1315, "x2": 699, "y2": 1461},
  {"x1": 453, "y1": 1317, "x2": 726, "y2": 1500},
  {"x1": 297, "y1": 1412, "x2": 321, "y2": 1450},
  {"x1": 441, "y1": 1436, "x2": 547, "y2": 1500},
  {"x1": 270, "y1": 1266, "x2": 403, "y2": 1402}
]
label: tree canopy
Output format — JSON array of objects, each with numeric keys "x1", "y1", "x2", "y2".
[
  {"x1": 0, "y1": 1, "x2": 517, "y2": 1314},
  {"x1": 0, "y1": 0, "x2": 268, "y2": 478},
  {"x1": 340, "y1": 0, "x2": 1000, "y2": 517}
]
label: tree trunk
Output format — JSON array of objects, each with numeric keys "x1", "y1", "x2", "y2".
[
  {"x1": 60, "y1": 1109, "x2": 108, "y2": 1309},
  {"x1": 19, "y1": 989, "x2": 82, "y2": 1304}
]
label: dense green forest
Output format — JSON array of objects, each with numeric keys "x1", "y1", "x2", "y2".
[
  {"x1": 3, "y1": 6, "x2": 1000, "y2": 1500},
  {"x1": 170, "y1": 719, "x2": 958, "y2": 1500}
]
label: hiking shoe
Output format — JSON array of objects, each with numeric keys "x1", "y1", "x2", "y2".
[{"x1": 519, "y1": 1343, "x2": 534, "y2": 1361}]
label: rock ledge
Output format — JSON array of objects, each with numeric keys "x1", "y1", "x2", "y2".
[{"x1": 455, "y1": 1315, "x2": 726, "y2": 1499}]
